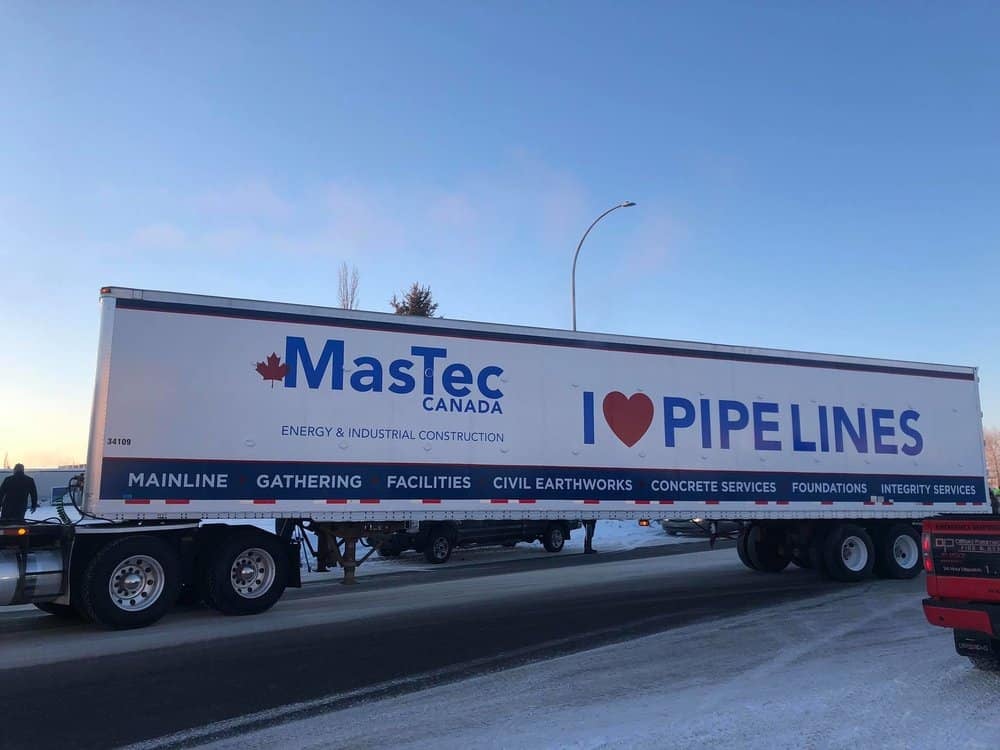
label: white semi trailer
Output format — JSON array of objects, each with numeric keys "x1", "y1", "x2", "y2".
[{"x1": 0, "y1": 287, "x2": 989, "y2": 628}]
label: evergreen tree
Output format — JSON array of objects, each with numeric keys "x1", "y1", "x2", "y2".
[{"x1": 390, "y1": 282, "x2": 439, "y2": 317}]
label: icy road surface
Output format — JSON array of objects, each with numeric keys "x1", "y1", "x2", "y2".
[{"x1": 191, "y1": 577, "x2": 1000, "y2": 750}]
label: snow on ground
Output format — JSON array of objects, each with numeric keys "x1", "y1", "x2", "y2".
[
  {"x1": 199, "y1": 580, "x2": 1000, "y2": 750},
  {"x1": 239, "y1": 519, "x2": 700, "y2": 581}
]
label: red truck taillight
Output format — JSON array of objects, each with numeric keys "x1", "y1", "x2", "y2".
[{"x1": 923, "y1": 531, "x2": 933, "y2": 573}]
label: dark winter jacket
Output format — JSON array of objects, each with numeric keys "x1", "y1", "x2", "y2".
[{"x1": 0, "y1": 473, "x2": 38, "y2": 521}]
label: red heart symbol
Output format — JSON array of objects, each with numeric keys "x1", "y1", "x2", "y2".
[{"x1": 602, "y1": 391, "x2": 654, "y2": 447}]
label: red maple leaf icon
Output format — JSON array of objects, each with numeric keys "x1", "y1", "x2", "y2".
[{"x1": 255, "y1": 352, "x2": 288, "y2": 388}]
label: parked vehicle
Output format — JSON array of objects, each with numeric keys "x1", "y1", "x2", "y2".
[
  {"x1": 660, "y1": 518, "x2": 743, "y2": 537},
  {"x1": 371, "y1": 519, "x2": 581, "y2": 563},
  {"x1": 922, "y1": 516, "x2": 1000, "y2": 669},
  {"x1": 0, "y1": 287, "x2": 989, "y2": 629}
]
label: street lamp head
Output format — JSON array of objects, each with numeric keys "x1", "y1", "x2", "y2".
[{"x1": 621, "y1": 201, "x2": 636, "y2": 207}]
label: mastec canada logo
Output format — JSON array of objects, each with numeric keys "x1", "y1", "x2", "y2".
[
  {"x1": 582, "y1": 390, "x2": 923, "y2": 456},
  {"x1": 255, "y1": 336, "x2": 505, "y2": 414}
]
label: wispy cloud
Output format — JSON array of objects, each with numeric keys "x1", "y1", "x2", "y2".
[{"x1": 119, "y1": 156, "x2": 682, "y2": 284}]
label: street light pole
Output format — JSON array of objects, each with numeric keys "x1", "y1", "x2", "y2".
[{"x1": 571, "y1": 201, "x2": 636, "y2": 331}]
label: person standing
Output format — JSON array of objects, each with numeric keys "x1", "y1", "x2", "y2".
[
  {"x1": 583, "y1": 519, "x2": 597, "y2": 554},
  {"x1": 0, "y1": 464, "x2": 38, "y2": 522}
]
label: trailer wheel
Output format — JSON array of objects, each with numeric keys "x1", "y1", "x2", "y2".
[
  {"x1": 822, "y1": 524, "x2": 875, "y2": 582},
  {"x1": 79, "y1": 536, "x2": 180, "y2": 629},
  {"x1": 203, "y1": 531, "x2": 289, "y2": 616},
  {"x1": 736, "y1": 525, "x2": 757, "y2": 571},
  {"x1": 542, "y1": 524, "x2": 566, "y2": 553},
  {"x1": 873, "y1": 523, "x2": 922, "y2": 579},
  {"x1": 746, "y1": 525, "x2": 790, "y2": 573},
  {"x1": 423, "y1": 528, "x2": 454, "y2": 564}
]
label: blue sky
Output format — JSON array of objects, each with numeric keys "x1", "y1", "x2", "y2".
[{"x1": 2, "y1": 2, "x2": 999, "y2": 466}]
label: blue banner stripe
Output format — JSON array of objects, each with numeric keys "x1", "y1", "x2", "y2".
[{"x1": 101, "y1": 459, "x2": 987, "y2": 504}]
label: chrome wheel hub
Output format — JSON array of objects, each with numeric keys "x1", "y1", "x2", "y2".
[
  {"x1": 109, "y1": 555, "x2": 165, "y2": 612},
  {"x1": 230, "y1": 548, "x2": 276, "y2": 599}
]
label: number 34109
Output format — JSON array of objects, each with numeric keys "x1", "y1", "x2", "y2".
[{"x1": 106, "y1": 437, "x2": 132, "y2": 446}]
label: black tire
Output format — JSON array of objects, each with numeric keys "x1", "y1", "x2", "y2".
[
  {"x1": 423, "y1": 529, "x2": 454, "y2": 564},
  {"x1": 376, "y1": 546, "x2": 402, "y2": 558},
  {"x1": 542, "y1": 524, "x2": 566, "y2": 553},
  {"x1": 746, "y1": 525, "x2": 790, "y2": 573},
  {"x1": 33, "y1": 602, "x2": 81, "y2": 619},
  {"x1": 736, "y1": 525, "x2": 757, "y2": 571},
  {"x1": 202, "y1": 530, "x2": 289, "y2": 616},
  {"x1": 79, "y1": 535, "x2": 181, "y2": 630},
  {"x1": 873, "y1": 523, "x2": 922, "y2": 579},
  {"x1": 822, "y1": 523, "x2": 875, "y2": 583}
]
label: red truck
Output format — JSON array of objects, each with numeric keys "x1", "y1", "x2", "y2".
[{"x1": 923, "y1": 515, "x2": 1000, "y2": 669}]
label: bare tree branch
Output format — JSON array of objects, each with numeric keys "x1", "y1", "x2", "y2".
[
  {"x1": 985, "y1": 428, "x2": 1000, "y2": 488},
  {"x1": 338, "y1": 262, "x2": 360, "y2": 310}
]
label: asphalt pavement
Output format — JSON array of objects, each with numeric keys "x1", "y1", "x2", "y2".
[{"x1": 0, "y1": 541, "x2": 851, "y2": 750}]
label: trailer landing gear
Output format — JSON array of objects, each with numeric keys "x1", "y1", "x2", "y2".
[{"x1": 304, "y1": 522, "x2": 405, "y2": 585}]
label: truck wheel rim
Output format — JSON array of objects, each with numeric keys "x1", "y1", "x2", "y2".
[
  {"x1": 230, "y1": 548, "x2": 277, "y2": 599},
  {"x1": 432, "y1": 538, "x2": 449, "y2": 560},
  {"x1": 550, "y1": 528, "x2": 564, "y2": 547},
  {"x1": 108, "y1": 555, "x2": 165, "y2": 612},
  {"x1": 840, "y1": 536, "x2": 868, "y2": 572},
  {"x1": 893, "y1": 535, "x2": 919, "y2": 569}
]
